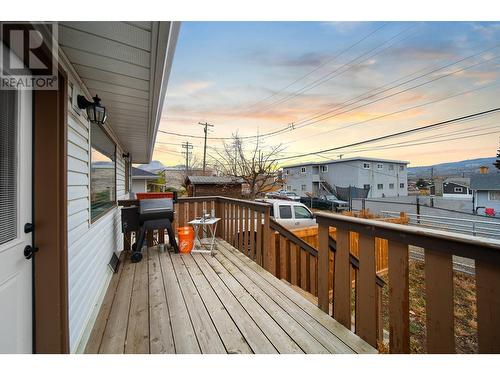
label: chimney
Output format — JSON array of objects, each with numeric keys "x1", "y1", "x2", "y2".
[{"x1": 479, "y1": 165, "x2": 489, "y2": 174}]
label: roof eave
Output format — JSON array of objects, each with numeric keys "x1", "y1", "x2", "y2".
[{"x1": 144, "y1": 21, "x2": 181, "y2": 164}]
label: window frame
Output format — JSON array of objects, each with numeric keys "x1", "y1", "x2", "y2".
[
  {"x1": 489, "y1": 191, "x2": 500, "y2": 201},
  {"x1": 377, "y1": 183, "x2": 383, "y2": 190},
  {"x1": 300, "y1": 166, "x2": 307, "y2": 174},
  {"x1": 89, "y1": 123, "x2": 117, "y2": 224},
  {"x1": 320, "y1": 165, "x2": 328, "y2": 173},
  {"x1": 293, "y1": 205, "x2": 313, "y2": 219},
  {"x1": 400, "y1": 182, "x2": 405, "y2": 189},
  {"x1": 388, "y1": 164, "x2": 394, "y2": 171},
  {"x1": 454, "y1": 186, "x2": 464, "y2": 193},
  {"x1": 301, "y1": 184, "x2": 307, "y2": 191},
  {"x1": 363, "y1": 162, "x2": 371, "y2": 169},
  {"x1": 279, "y1": 205, "x2": 293, "y2": 219},
  {"x1": 399, "y1": 165, "x2": 405, "y2": 171},
  {"x1": 377, "y1": 163, "x2": 384, "y2": 170},
  {"x1": 389, "y1": 183, "x2": 395, "y2": 189}
]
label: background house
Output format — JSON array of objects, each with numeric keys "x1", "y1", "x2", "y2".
[
  {"x1": 442, "y1": 177, "x2": 472, "y2": 199},
  {"x1": 282, "y1": 157, "x2": 408, "y2": 198},
  {"x1": 471, "y1": 173, "x2": 500, "y2": 216},
  {"x1": 131, "y1": 167, "x2": 159, "y2": 193},
  {"x1": 185, "y1": 176, "x2": 243, "y2": 198}
]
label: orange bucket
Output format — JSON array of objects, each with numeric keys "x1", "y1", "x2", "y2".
[{"x1": 177, "y1": 226, "x2": 194, "y2": 253}]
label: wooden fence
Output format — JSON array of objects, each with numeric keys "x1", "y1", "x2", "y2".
[{"x1": 315, "y1": 212, "x2": 500, "y2": 353}]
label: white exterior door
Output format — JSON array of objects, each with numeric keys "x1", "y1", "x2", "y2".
[{"x1": 0, "y1": 49, "x2": 33, "y2": 353}]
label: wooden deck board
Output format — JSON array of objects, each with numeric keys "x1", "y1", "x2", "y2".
[
  {"x1": 148, "y1": 248, "x2": 175, "y2": 354},
  {"x1": 86, "y1": 240, "x2": 375, "y2": 354},
  {"x1": 217, "y1": 243, "x2": 355, "y2": 353}
]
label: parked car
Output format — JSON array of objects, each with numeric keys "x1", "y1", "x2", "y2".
[
  {"x1": 300, "y1": 194, "x2": 349, "y2": 212},
  {"x1": 319, "y1": 194, "x2": 349, "y2": 211},
  {"x1": 265, "y1": 190, "x2": 301, "y2": 201},
  {"x1": 258, "y1": 199, "x2": 316, "y2": 229}
]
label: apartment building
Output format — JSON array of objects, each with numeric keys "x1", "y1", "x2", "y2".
[{"x1": 282, "y1": 157, "x2": 409, "y2": 198}]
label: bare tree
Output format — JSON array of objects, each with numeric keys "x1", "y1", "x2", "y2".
[{"x1": 209, "y1": 133, "x2": 284, "y2": 198}]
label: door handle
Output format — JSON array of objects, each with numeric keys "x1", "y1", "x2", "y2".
[{"x1": 24, "y1": 245, "x2": 38, "y2": 260}]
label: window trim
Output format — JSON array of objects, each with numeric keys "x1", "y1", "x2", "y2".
[
  {"x1": 400, "y1": 182, "x2": 405, "y2": 189},
  {"x1": 389, "y1": 183, "x2": 395, "y2": 189},
  {"x1": 377, "y1": 163, "x2": 384, "y2": 170},
  {"x1": 90, "y1": 123, "x2": 117, "y2": 224},
  {"x1": 377, "y1": 183, "x2": 384, "y2": 190},
  {"x1": 320, "y1": 165, "x2": 328, "y2": 172},
  {"x1": 363, "y1": 162, "x2": 371, "y2": 169},
  {"x1": 300, "y1": 166, "x2": 307, "y2": 174},
  {"x1": 454, "y1": 186, "x2": 464, "y2": 193},
  {"x1": 489, "y1": 190, "x2": 500, "y2": 201}
]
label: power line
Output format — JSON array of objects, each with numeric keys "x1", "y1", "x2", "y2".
[
  {"x1": 244, "y1": 23, "x2": 389, "y2": 111},
  {"x1": 255, "y1": 25, "x2": 417, "y2": 115},
  {"x1": 274, "y1": 107, "x2": 500, "y2": 162},
  {"x1": 282, "y1": 77, "x2": 500, "y2": 146}
]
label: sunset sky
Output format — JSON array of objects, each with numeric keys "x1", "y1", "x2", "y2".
[{"x1": 153, "y1": 21, "x2": 500, "y2": 168}]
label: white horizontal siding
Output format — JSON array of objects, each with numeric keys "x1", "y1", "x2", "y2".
[{"x1": 66, "y1": 75, "x2": 126, "y2": 353}]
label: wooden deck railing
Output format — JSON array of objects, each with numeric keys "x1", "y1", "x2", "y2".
[{"x1": 315, "y1": 212, "x2": 500, "y2": 354}]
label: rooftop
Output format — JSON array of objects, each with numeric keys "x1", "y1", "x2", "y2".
[
  {"x1": 443, "y1": 177, "x2": 471, "y2": 188},
  {"x1": 186, "y1": 175, "x2": 245, "y2": 185},
  {"x1": 282, "y1": 156, "x2": 409, "y2": 169},
  {"x1": 132, "y1": 167, "x2": 158, "y2": 179},
  {"x1": 470, "y1": 173, "x2": 500, "y2": 190}
]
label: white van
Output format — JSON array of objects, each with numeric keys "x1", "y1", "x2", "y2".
[{"x1": 258, "y1": 199, "x2": 316, "y2": 229}]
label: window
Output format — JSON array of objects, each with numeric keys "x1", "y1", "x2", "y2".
[
  {"x1": 389, "y1": 164, "x2": 394, "y2": 171},
  {"x1": 400, "y1": 183, "x2": 405, "y2": 189},
  {"x1": 90, "y1": 123, "x2": 116, "y2": 222},
  {"x1": 389, "y1": 183, "x2": 394, "y2": 189},
  {"x1": 0, "y1": 90, "x2": 17, "y2": 245},
  {"x1": 320, "y1": 165, "x2": 328, "y2": 172},
  {"x1": 301, "y1": 184, "x2": 307, "y2": 191},
  {"x1": 363, "y1": 184, "x2": 371, "y2": 190},
  {"x1": 287, "y1": 185, "x2": 292, "y2": 191},
  {"x1": 363, "y1": 162, "x2": 371, "y2": 169},
  {"x1": 377, "y1": 184, "x2": 383, "y2": 190},
  {"x1": 294, "y1": 206, "x2": 313, "y2": 219},
  {"x1": 285, "y1": 169, "x2": 289, "y2": 175},
  {"x1": 300, "y1": 167, "x2": 307, "y2": 173},
  {"x1": 489, "y1": 191, "x2": 500, "y2": 201},
  {"x1": 454, "y1": 186, "x2": 463, "y2": 193},
  {"x1": 377, "y1": 163, "x2": 384, "y2": 169},
  {"x1": 279, "y1": 205, "x2": 292, "y2": 219},
  {"x1": 399, "y1": 165, "x2": 405, "y2": 171}
]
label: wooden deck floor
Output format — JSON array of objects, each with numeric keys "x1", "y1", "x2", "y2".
[{"x1": 85, "y1": 239, "x2": 376, "y2": 354}]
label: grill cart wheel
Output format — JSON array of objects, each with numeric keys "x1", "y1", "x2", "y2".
[{"x1": 131, "y1": 251, "x2": 143, "y2": 263}]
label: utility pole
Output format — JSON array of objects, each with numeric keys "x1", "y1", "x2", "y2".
[
  {"x1": 181, "y1": 141, "x2": 193, "y2": 173},
  {"x1": 198, "y1": 122, "x2": 214, "y2": 172}
]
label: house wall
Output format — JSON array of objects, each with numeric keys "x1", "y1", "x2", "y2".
[
  {"x1": 65, "y1": 65, "x2": 127, "y2": 353},
  {"x1": 132, "y1": 179, "x2": 147, "y2": 193},
  {"x1": 283, "y1": 160, "x2": 408, "y2": 198},
  {"x1": 189, "y1": 184, "x2": 242, "y2": 198},
  {"x1": 443, "y1": 182, "x2": 472, "y2": 199},
  {"x1": 474, "y1": 190, "x2": 500, "y2": 215}
]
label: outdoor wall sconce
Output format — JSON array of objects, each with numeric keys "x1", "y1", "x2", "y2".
[
  {"x1": 122, "y1": 152, "x2": 130, "y2": 160},
  {"x1": 77, "y1": 94, "x2": 107, "y2": 125}
]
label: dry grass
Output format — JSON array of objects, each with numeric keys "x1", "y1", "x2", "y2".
[{"x1": 379, "y1": 259, "x2": 478, "y2": 353}]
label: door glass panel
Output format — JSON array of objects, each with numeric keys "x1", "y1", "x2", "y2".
[
  {"x1": 294, "y1": 206, "x2": 312, "y2": 219},
  {"x1": 0, "y1": 90, "x2": 17, "y2": 245},
  {"x1": 279, "y1": 205, "x2": 292, "y2": 219}
]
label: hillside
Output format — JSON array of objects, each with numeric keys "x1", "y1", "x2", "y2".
[{"x1": 408, "y1": 157, "x2": 497, "y2": 178}]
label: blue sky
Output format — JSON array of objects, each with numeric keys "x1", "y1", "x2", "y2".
[{"x1": 154, "y1": 21, "x2": 500, "y2": 167}]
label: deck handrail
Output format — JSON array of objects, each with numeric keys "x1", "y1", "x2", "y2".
[{"x1": 315, "y1": 211, "x2": 500, "y2": 354}]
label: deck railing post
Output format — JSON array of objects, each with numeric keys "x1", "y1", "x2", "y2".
[
  {"x1": 317, "y1": 219, "x2": 330, "y2": 313},
  {"x1": 263, "y1": 206, "x2": 271, "y2": 271}
]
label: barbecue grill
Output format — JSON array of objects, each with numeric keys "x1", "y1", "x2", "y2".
[{"x1": 121, "y1": 197, "x2": 179, "y2": 263}]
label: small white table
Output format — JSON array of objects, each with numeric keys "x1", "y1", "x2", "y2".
[{"x1": 188, "y1": 217, "x2": 221, "y2": 255}]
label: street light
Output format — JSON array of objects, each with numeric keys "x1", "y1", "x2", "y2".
[{"x1": 77, "y1": 94, "x2": 107, "y2": 125}]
